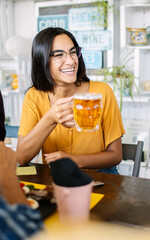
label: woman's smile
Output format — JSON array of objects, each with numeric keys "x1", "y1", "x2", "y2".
[
  {"x1": 60, "y1": 67, "x2": 75, "y2": 73},
  {"x1": 50, "y1": 34, "x2": 78, "y2": 85}
]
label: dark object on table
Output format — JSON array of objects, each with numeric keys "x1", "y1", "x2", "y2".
[
  {"x1": 93, "y1": 181, "x2": 104, "y2": 187},
  {"x1": 27, "y1": 185, "x2": 56, "y2": 219},
  {"x1": 38, "y1": 200, "x2": 56, "y2": 219},
  {"x1": 49, "y1": 157, "x2": 93, "y2": 187}
]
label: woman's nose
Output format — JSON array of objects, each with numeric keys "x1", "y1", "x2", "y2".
[{"x1": 64, "y1": 53, "x2": 75, "y2": 64}]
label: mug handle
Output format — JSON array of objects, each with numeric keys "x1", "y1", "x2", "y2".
[{"x1": 55, "y1": 188, "x2": 70, "y2": 211}]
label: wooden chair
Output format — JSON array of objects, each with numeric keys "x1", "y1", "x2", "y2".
[
  {"x1": 5, "y1": 125, "x2": 19, "y2": 138},
  {"x1": 122, "y1": 141, "x2": 144, "y2": 177}
]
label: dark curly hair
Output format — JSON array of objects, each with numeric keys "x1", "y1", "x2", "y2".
[{"x1": 31, "y1": 27, "x2": 89, "y2": 92}]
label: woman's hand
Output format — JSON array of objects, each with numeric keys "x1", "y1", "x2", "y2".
[
  {"x1": 44, "y1": 151, "x2": 70, "y2": 164},
  {"x1": 49, "y1": 97, "x2": 75, "y2": 128}
]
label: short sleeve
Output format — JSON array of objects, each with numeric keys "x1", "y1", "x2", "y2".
[
  {"x1": 19, "y1": 88, "x2": 50, "y2": 137},
  {"x1": 101, "y1": 84, "x2": 125, "y2": 148},
  {"x1": 18, "y1": 88, "x2": 40, "y2": 136}
]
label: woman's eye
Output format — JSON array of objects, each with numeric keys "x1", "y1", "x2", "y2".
[
  {"x1": 70, "y1": 51, "x2": 77, "y2": 55},
  {"x1": 55, "y1": 53, "x2": 63, "y2": 58}
]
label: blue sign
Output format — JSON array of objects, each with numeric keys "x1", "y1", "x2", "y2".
[
  {"x1": 68, "y1": 7, "x2": 104, "y2": 31},
  {"x1": 82, "y1": 51, "x2": 102, "y2": 69},
  {"x1": 72, "y1": 30, "x2": 111, "y2": 51},
  {"x1": 37, "y1": 14, "x2": 68, "y2": 32}
]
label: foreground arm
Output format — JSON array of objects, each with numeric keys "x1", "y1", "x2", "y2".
[
  {"x1": 0, "y1": 142, "x2": 43, "y2": 239},
  {"x1": 17, "y1": 97, "x2": 74, "y2": 165},
  {"x1": 0, "y1": 142, "x2": 29, "y2": 204},
  {"x1": 45, "y1": 137, "x2": 122, "y2": 168}
]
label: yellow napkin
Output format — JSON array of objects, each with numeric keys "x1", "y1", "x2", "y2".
[
  {"x1": 90, "y1": 192, "x2": 104, "y2": 209},
  {"x1": 16, "y1": 166, "x2": 37, "y2": 176}
]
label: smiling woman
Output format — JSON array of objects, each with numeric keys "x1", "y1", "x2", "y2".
[
  {"x1": 49, "y1": 34, "x2": 80, "y2": 86},
  {"x1": 17, "y1": 27, "x2": 125, "y2": 174}
]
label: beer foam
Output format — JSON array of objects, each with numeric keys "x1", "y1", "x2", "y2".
[{"x1": 73, "y1": 93, "x2": 102, "y2": 100}]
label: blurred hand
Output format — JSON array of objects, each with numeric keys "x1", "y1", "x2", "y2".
[
  {"x1": 0, "y1": 142, "x2": 17, "y2": 176},
  {"x1": 5, "y1": 146, "x2": 17, "y2": 171},
  {"x1": 50, "y1": 97, "x2": 75, "y2": 128},
  {"x1": 44, "y1": 151, "x2": 69, "y2": 164},
  {"x1": 0, "y1": 141, "x2": 29, "y2": 205}
]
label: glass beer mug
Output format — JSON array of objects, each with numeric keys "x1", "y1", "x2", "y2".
[{"x1": 73, "y1": 93, "x2": 102, "y2": 132}]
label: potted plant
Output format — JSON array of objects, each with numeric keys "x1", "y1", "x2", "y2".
[{"x1": 99, "y1": 65, "x2": 138, "y2": 111}]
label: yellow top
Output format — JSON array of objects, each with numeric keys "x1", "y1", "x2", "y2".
[{"x1": 19, "y1": 81, "x2": 125, "y2": 163}]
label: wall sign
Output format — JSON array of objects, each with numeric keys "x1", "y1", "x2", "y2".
[
  {"x1": 68, "y1": 7, "x2": 104, "y2": 31},
  {"x1": 36, "y1": 5, "x2": 111, "y2": 69},
  {"x1": 82, "y1": 51, "x2": 102, "y2": 69},
  {"x1": 72, "y1": 30, "x2": 111, "y2": 51},
  {"x1": 37, "y1": 14, "x2": 68, "y2": 32}
]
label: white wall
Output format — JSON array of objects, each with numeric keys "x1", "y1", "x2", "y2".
[
  {"x1": 14, "y1": 0, "x2": 37, "y2": 40},
  {"x1": 1, "y1": 1, "x2": 37, "y2": 126}
]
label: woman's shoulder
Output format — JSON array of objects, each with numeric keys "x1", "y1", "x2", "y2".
[
  {"x1": 89, "y1": 80, "x2": 113, "y2": 94},
  {"x1": 25, "y1": 87, "x2": 47, "y2": 101}
]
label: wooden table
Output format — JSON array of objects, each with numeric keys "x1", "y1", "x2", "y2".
[{"x1": 19, "y1": 163, "x2": 150, "y2": 229}]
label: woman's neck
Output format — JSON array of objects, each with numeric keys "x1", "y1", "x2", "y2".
[
  {"x1": 48, "y1": 81, "x2": 90, "y2": 105},
  {"x1": 54, "y1": 83, "x2": 77, "y2": 99},
  {"x1": 48, "y1": 83, "x2": 77, "y2": 106}
]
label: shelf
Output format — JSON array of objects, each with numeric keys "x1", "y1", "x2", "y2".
[
  {"x1": 127, "y1": 45, "x2": 150, "y2": 50},
  {"x1": 0, "y1": 56, "x2": 14, "y2": 60},
  {"x1": 1, "y1": 89, "x2": 25, "y2": 96},
  {"x1": 140, "y1": 90, "x2": 150, "y2": 95},
  {"x1": 117, "y1": 95, "x2": 150, "y2": 103},
  {"x1": 122, "y1": 4, "x2": 150, "y2": 7}
]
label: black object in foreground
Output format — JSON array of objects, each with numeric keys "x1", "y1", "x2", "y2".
[{"x1": 49, "y1": 158, "x2": 93, "y2": 187}]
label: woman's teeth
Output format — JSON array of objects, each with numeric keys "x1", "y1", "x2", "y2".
[{"x1": 61, "y1": 68, "x2": 74, "y2": 73}]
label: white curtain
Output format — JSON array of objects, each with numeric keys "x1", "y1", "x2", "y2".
[{"x1": 0, "y1": 0, "x2": 14, "y2": 57}]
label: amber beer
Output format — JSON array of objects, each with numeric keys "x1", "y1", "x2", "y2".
[{"x1": 73, "y1": 93, "x2": 102, "y2": 132}]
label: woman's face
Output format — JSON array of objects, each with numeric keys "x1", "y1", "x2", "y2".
[{"x1": 49, "y1": 34, "x2": 79, "y2": 86}]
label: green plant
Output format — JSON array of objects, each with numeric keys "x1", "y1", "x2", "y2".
[
  {"x1": 92, "y1": 0, "x2": 116, "y2": 29},
  {"x1": 73, "y1": 0, "x2": 116, "y2": 29},
  {"x1": 99, "y1": 65, "x2": 138, "y2": 111}
]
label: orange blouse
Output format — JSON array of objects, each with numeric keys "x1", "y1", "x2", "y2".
[{"x1": 19, "y1": 81, "x2": 125, "y2": 163}]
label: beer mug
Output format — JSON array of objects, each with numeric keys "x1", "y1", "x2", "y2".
[{"x1": 73, "y1": 93, "x2": 102, "y2": 132}]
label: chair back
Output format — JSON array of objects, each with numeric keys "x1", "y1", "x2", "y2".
[
  {"x1": 122, "y1": 141, "x2": 144, "y2": 177},
  {"x1": 5, "y1": 125, "x2": 19, "y2": 138}
]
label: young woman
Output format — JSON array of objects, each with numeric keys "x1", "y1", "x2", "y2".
[{"x1": 17, "y1": 27, "x2": 125, "y2": 174}]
